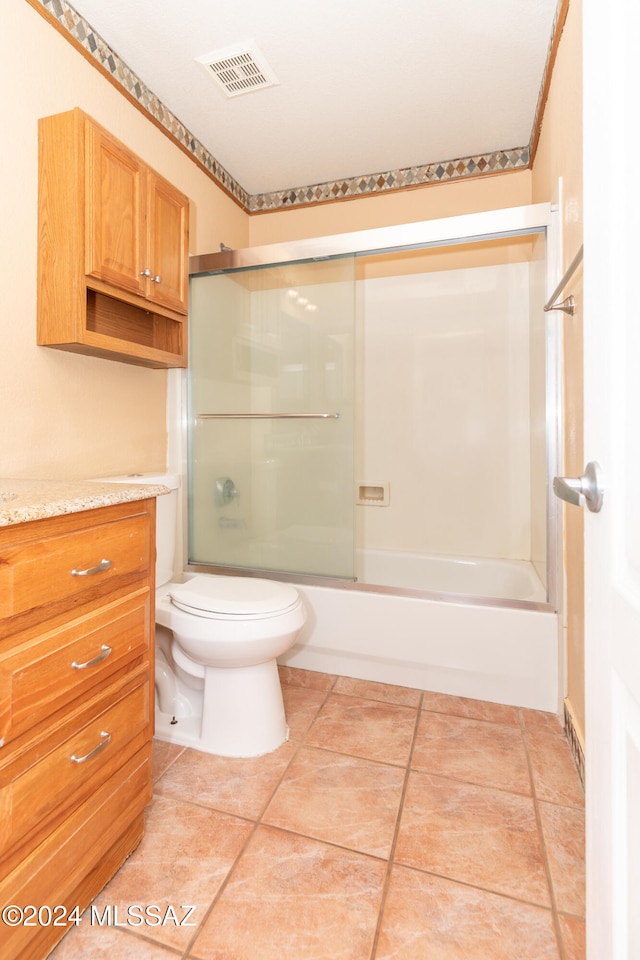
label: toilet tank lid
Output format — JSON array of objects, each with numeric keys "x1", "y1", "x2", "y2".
[{"x1": 169, "y1": 576, "x2": 300, "y2": 616}]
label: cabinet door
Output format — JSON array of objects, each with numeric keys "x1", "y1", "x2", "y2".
[
  {"x1": 146, "y1": 172, "x2": 189, "y2": 313},
  {"x1": 85, "y1": 122, "x2": 147, "y2": 297}
]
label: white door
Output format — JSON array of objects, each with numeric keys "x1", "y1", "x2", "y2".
[{"x1": 583, "y1": 2, "x2": 640, "y2": 957}]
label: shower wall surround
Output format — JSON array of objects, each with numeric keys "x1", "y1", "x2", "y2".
[
  {"x1": 356, "y1": 237, "x2": 547, "y2": 584},
  {"x1": 358, "y1": 262, "x2": 533, "y2": 559}
]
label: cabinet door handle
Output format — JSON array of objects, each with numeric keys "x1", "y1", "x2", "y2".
[
  {"x1": 140, "y1": 269, "x2": 161, "y2": 283},
  {"x1": 71, "y1": 558, "x2": 112, "y2": 577},
  {"x1": 70, "y1": 731, "x2": 111, "y2": 764},
  {"x1": 71, "y1": 644, "x2": 113, "y2": 670}
]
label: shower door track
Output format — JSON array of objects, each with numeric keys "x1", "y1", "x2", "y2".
[
  {"x1": 189, "y1": 203, "x2": 553, "y2": 275},
  {"x1": 186, "y1": 559, "x2": 554, "y2": 613}
]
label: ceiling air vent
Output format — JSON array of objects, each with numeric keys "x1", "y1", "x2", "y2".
[{"x1": 196, "y1": 44, "x2": 279, "y2": 98}]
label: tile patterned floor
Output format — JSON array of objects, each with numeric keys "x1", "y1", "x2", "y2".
[{"x1": 49, "y1": 667, "x2": 585, "y2": 960}]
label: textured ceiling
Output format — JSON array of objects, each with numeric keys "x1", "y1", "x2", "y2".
[{"x1": 67, "y1": 0, "x2": 560, "y2": 198}]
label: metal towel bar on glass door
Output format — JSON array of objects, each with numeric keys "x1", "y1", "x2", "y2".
[{"x1": 197, "y1": 413, "x2": 341, "y2": 419}]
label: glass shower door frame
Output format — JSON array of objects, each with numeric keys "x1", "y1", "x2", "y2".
[
  {"x1": 187, "y1": 201, "x2": 560, "y2": 612},
  {"x1": 187, "y1": 253, "x2": 357, "y2": 581}
]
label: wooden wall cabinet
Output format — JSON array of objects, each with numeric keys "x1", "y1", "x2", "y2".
[
  {"x1": 0, "y1": 499, "x2": 156, "y2": 959},
  {"x1": 38, "y1": 108, "x2": 189, "y2": 368}
]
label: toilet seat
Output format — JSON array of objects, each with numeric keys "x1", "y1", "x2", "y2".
[{"x1": 168, "y1": 575, "x2": 301, "y2": 621}]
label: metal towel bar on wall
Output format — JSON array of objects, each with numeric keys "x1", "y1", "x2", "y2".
[
  {"x1": 197, "y1": 413, "x2": 341, "y2": 419},
  {"x1": 543, "y1": 244, "x2": 584, "y2": 316}
]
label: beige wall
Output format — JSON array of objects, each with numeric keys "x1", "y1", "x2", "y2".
[
  {"x1": 532, "y1": 0, "x2": 585, "y2": 742},
  {"x1": 2, "y1": 0, "x2": 248, "y2": 480}
]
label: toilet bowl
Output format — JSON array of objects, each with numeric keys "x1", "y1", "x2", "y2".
[
  {"x1": 155, "y1": 574, "x2": 306, "y2": 757},
  {"x1": 96, "y1": 473, "x2": 306, "y2": 758}
]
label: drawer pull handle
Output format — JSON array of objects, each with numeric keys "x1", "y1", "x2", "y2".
[
  {"x1": 70, "y1": 731, "x2": 111, "y2": 764},
  {"x1": 71, "y1": 644, "x2": 113, "y2": 670},
  {"x1": 71, "y1": 558, "x2": 112, "y2": 577}
]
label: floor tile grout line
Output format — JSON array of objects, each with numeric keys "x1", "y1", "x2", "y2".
[
  {"x1": 178, "y1": 815, "x2": 264, "y2": 957},
  {"x1": 535, "y1": 795, "x2": 586, "y2": 813},
  {"x1": 149, "y1": 681, "x2": 336, "y2": 826},
  {"x1": 139, "y1": 779, "x2": 265, "y2": 958},
  {"x1": 152, "y1": 744, "x2": 187, "y2": 784},
  {"x1": 519, "y1": 710, "x2": 587, "y2": 790},
  {"x1": 152, "y1": 677, "x2": 336, "y2": 819},
  {"x1": 255, "y1": 737, "x2": 306, "y2": 820},
  {"x1": 518, "y1": 703, "x2": 586, "y2": 808},
  {"x1": 299, "y1": 681, "x2": 422, "y2": 770},
  {"x1": 415, "y1": 731, "x2": 582, "y2": 809},
  {"x1": 367, "y1": 689, "x2": 425, "y2": 960},
  {"x1": 70, "y1": 913, "x2": 187, "y2": 957},
  {"x1": 78, "y1": 781, "x2": 254, "y2": 959},
  {"x1": 556, "y1": 907, "x2": 587, "y2": 921},
  {"x1": 392, "y1": 858, "x2": 562, "y2": 913},
  {"x1": 405, "y1": 762, "x2": 535, "y2": 798},
  {"x1": 179, "y1": 677, "x2": 339, "y2": 957},
  {"x1": 518, "y1": 706, "x2": 567, "y2": 960},
  {"x1": 150, "y1": 785, "x2": 258, "y2": 824},
  {"x1": 286, "y1": 739, "x2": 416, "y2": 769},
  {"x1": 419, "y1": 705, "x2": 523, "y2": 727},
  {"x1": 230, "y1": 820, "x2": 391, "y2": 864},
  {"x1": 278, "y1": 668, "x2": 338, "y2": 696}
]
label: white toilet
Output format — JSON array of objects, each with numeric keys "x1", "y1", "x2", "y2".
[{"x1": 100, "y1": 473, "x2": 306, "y2": 757}]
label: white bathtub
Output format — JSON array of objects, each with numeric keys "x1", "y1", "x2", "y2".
[
  {"x1": 357, "y1": 549, "x2": 547, "y2": 601},
  {"x1": 279, "y1": 551, "x2": 558, "y2": 712}
]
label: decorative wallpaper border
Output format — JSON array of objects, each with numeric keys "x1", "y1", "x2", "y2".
[
  {"x1": 34, "y1": 0, "x2": 562, "y2": 213},
  {"x1": 249, "y1": 148, "x2": 530, "y2": 212},
  {"x1": 36, "y1": 0, "x2": 249, "y2": 209}
]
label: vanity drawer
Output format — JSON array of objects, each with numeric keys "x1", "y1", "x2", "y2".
[
  {"x1": 0, "y1": 674, "x2": 151, "y2": 862},
  {"x1": 0, "y1": 744, "x2": 151, "y2": 960},
  {"x1": 0, "y1": 513, "x2": 151, "y2": 620},
  {"x1": 0, "y1": 589, "x2": 150, "y2": 745}
]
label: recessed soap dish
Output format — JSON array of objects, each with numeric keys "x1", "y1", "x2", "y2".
[{"x1": 356, "y1": 482, "x2": 389, "y2": 506}]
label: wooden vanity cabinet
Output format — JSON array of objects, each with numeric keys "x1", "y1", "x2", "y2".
[
  {"x1": 0, "y1": 499, "x2": 156, "y2": 960},
  {"x1": 37, "y1": 108, "x2": 189, "y2": 368}
]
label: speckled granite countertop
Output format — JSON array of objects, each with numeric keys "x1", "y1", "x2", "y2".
[{"x1": 0, "y1": 478, "x2": 169, "y2": 526}]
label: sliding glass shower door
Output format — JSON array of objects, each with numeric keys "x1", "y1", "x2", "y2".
[{"x1": 188, "y1": 255, "x2": 356, "y2": 579}]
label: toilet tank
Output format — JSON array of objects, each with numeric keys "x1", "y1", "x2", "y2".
[{"x1": 94, "y1": 473, "x2": 180, "y2": 588}]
